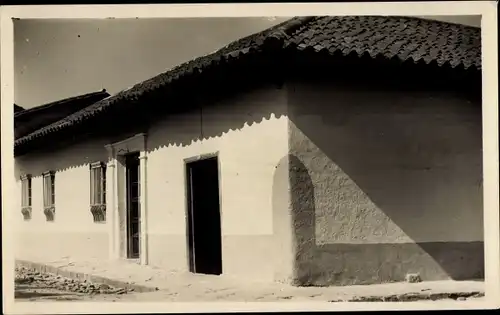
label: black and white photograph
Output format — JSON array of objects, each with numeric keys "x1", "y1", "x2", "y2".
[{"x1": 1, "y1": 2, "x2": 499, "y2": 313}]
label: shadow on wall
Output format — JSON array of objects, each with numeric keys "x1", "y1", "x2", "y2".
[
  {"x1": 15, "y1": 136, "x2": 112, "y2": 179},
  {"x1": 276, "y1": 81, "x2": 484, "y2": 287},
  {"x1": 283, "y1": 151, "x2": 484, "y2": 286},
  {"x1": 145, "y1": 84, "x2": 288, "y2": 154},
  {"x1": 288, "y1": 154, "x2": 317, "y2": 286}
]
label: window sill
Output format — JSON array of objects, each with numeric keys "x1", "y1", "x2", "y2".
[
  {"x1": 21, "y1": 207, "x2": 32, "y2": 221},
  {"x1": 44, "y1": 206, "x2": 55, "y2": 221},
  {"x1": 90, "y1": 204, "x2": 106, "y2": 223}
]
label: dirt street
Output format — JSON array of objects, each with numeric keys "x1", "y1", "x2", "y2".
[{"x1": 15, "y1": 266, "x2": 486, "y2": 303}]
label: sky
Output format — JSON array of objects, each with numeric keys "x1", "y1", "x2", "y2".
[
  {"x1": 14, "y1": 15, "x2": 481, "y2": 109},
  {"x1": 14, "y1": 17, "x2": 288, "y2": 108}
]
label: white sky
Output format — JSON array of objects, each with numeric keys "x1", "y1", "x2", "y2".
[{"x1": 14, "y1": 15, "x2": 480, "y2": 108}]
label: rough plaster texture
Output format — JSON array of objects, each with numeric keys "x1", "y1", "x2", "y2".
[
  {"x1": 283, "y1": 81, "x2": 484, "y2": 285},
  {"x1": 14, "y1": 139, "x2": 111, "y2": 260}
]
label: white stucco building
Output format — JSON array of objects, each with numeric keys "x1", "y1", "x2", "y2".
[{"x1": 14, "y1": 16, "x2": 484, "y2": 286}]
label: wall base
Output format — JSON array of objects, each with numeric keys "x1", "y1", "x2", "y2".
[{"x1": 293, "y1": 241, "x2": 484, "y2": 287}]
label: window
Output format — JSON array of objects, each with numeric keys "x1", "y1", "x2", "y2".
[
  {"x1": 90, "y1": 162, "x2": 106, "y2": 205},
  {"x1": 43, "y1": 171, "x2": 55, "y2": 221},
  {"x1": 21, "y1": 174, "x2": 32, "y2": 220},
  {"x1": 90, "y1": 162, "x2": 106, "y2": 222},
  {"x1": 21, "y1": 175, "x2": 32, "y2": 207}
]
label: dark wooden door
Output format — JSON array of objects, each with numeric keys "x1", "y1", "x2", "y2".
[
  {"x1": 186, "y1": 157, "x2": 222, "y2": 275},
  {"x1": 126, "y1": 153, "x2": 141, "y2": 259}
]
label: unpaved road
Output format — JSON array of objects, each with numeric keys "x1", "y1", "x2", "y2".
[
  {"x1": 15, "y1": 267, "x2": 486, "y2": 303},
  {"x1": 15, "y1": 283, "x2": 120, "y2": 302}
]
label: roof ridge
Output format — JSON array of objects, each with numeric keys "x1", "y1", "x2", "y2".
[
  {"x1": 384, "y1": 15, "x2": 480, "y2": 30},
  {"x1": 267, "y1": 16, "x2": 318, "y2": 40},
  {"x1": 108, "y1": 18, "x2": 306, "y2": 97},
  {"x1": 14, "y1": 89, "x2": 109, "y2": 118}
]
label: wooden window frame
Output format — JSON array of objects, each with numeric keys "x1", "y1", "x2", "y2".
[
  {"x1": 90, "y1": 161, "x2": 107, "y2": 222},
  {"x1": 20, "y1": 174, "x2": 32, "y2": 221},
  {"x1": 42, "y1": 170, "x2": 55, "y2": 221}
]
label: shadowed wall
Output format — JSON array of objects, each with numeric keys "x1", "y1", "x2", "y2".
[{"x1": 283, "y1": 81, "x2": 483, "y2": 286}]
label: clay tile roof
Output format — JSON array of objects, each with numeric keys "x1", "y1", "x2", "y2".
[
  {"x1": 14, "y1": 16, "x2": 480, "y2": 150},
  {"x1": 284, "y1": 16, "x2": 481, "y2": 69},
  {"x1": 14, "y1": 89, "x2": 110, "y2": 140}
]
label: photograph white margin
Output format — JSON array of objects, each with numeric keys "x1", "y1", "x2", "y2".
[{"x1": 1, "y1": 1, "x2": 498, "y2": 313}]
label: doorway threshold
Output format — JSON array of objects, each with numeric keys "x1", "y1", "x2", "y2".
[{"x1": 124, "y1": 258, "x2": 140, "y2": 265}]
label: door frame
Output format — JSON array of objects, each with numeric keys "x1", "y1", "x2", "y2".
[
  {"x1": 183, "y1": 151, "x2": 223, "y2": 273},
  {"x1": 105, "y1": 133, "x2": 149, "y2": 265}
]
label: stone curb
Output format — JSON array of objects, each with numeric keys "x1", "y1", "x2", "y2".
[{"x1": 15, "y1": 259, "x2": 159, "y2": 293}]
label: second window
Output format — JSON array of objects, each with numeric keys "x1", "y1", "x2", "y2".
[{"x1": 90, "y1": 162, "x2": 106, "y2": 206}]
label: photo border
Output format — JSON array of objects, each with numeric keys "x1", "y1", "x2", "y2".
[{"x1": 1, "y1": 2, "x2": 498, "y2": 313}]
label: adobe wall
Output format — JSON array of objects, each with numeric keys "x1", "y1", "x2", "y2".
[
  {"x1": 145, "y1": 86, "x2": 290, "y2": 282},
  {"x1": 14, "y1": 139, "x2": 111, "y2": 261},
  {"x1": 282, "y1": 81, "x2": 483, "y2": 285},
  {"x1": 14, "y1": 78, "x2": 483, "y2": 286},
  {"x1": 14, "y1": 85, "x2": 291, "y2": 284}
]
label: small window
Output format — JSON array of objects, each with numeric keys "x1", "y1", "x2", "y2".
[
  {"x1": 90, "y1": 162, "x2": 106, "y2": 222},
  {"x1": 90, "y1": 162, "x2": 106, "y2": 205},
  {"x1": 43, "y1": 171, "x2": 55, "y2": 221},
  {"x1": 21, "y1": 174, "x2": 32, "y2": 220},
  {"x1": 21, "y1": 174, "x2": 32, "y2": 207}
]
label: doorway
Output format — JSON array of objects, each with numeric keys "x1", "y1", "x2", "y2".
[
  {"x1": 186, "y1": 156, "x2": 222, "y2": 275},
  {"x1": 125, "y1": 152, "x2": 141, "y2": 259}
]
